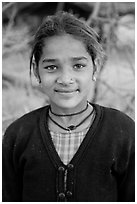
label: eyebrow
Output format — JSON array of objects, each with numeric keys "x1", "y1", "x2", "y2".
[
  {"x1": 72, "y1": 57, "x2": 88, "y2": 61},
  {"x1": 42, "y1": 56, "x2": 88, "y2": 63},
  {"x1": 42, "y1": 58, "x2": 57, "y2": 63}
]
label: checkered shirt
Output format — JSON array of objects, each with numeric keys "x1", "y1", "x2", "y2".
[
  {"x1": 50, "y1": 127, "x2": 89, "y2": 165},
  {"x1": 50, "y1": 111, "x2": 96, "y2": 165}
]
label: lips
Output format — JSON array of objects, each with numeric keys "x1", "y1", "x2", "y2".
[{"x1": 55, "y1": 89, "x2": 79, "y2": 93}]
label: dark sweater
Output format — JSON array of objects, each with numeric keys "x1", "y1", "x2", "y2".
[{"x1": 2, "y1": 104, "x2": 135, "y2": 202}]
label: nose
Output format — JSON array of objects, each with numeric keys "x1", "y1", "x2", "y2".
[{"x1": 57, "y1": 69, "x2": 75, "y2": 85}]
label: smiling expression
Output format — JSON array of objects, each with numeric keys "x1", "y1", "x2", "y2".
[{"x1": 38, "y1": 34, "x2": 95, "y2": 113}]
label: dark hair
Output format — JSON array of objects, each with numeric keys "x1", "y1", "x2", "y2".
[{"x1": 30, "y1": 11, "x2": 106, "y2": 79}]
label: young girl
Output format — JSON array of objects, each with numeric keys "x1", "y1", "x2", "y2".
[{"x1": 2, "y1": 12, "x2": 135, "y2": 202}]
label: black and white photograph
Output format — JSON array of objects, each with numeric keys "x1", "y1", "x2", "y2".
[{"x1": 2, "y1": 2, "x2": 135, "y2": 202}]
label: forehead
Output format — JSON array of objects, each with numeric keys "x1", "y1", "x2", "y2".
[{"x1": 41, "y1": 34, "x2": 90, "y2": 58}]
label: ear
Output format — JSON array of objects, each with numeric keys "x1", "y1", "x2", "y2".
[
  {"x1": 92, "y1": 58, "x2": 101, "y2": 80},
  {"x1": 32, "y1": 61, "x2": 41, "y2": 83}
]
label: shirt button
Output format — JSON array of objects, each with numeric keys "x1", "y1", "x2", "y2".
[
  {"x1": 58, "y1": 166, "x2": 65, "y2": 171},
  {"x1": 58, "y1": 192, "x2": 65, "y2": 199},
  {"x1": 68, "y1": 164, "x2": 74, "y2": 169},
  {"x1": 66, "y1": 191, "x2": 72, "y2": 197}
]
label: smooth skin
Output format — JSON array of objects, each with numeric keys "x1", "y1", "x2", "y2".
[
  {"x1": 38, "y1": 35, "x2": 96, "y2": 110},
  {"x1": 34, "y1": 34, "x2": 97, "y2": 128}
]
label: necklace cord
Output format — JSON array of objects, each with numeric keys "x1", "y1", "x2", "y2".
[
  {"x1": 48, "y1": 107, "x2": 94, "y2": 131},
  {"x1": 49, "y1": 103, "x2": 88, "y2": 117}
]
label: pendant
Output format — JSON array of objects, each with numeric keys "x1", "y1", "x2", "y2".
[{"x1": 67, "y1": 125, "x2": 77, "y2": 131}]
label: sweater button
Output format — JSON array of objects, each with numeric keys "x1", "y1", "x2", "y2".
[
  {"x1": 68, "y1": 164, "x2": 74, "y2": 169},
  {"x1": 66, "y1": 191, "x2": 72, "y2": 197},
  {"x1": 58, "y1": 192, "x2": 65, "y2": 199},
  {"x1": 58, "y1": 166, "x2": 65, "y2": 171}
]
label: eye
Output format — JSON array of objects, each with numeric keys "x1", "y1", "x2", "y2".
[
  {"x1": 44, "y1": 65, "x2": 58, "y2": 72},
  {"x1": 73, "y1": 64, "x2": 86, "y2": 70}
]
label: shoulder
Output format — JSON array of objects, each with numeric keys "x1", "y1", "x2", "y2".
[
  {"x1": 6, "y1": 105, "x2": 49, "y2": 131},
  {"x1": 102, "y1": 105, "x2": 134, "y2": 126},
  {"x1": 93, "y1": 103, "x2": 134, "y2": 124},
  {"x1": 3, "y1": 105, "x2": 49, "y2": 144},
  {"x1": 93, "y1": 103, "x2": 134, "y2": 136}
]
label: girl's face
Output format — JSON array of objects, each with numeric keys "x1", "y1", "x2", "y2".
[{"x1": 38, "y1": 34, "x2": 95, "y2": 113}]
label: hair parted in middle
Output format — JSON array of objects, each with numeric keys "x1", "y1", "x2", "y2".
[{"x1": 30, "y1": 11, "x2": 106, "y2": 79}]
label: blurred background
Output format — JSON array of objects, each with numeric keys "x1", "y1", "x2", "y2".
[{"x1": 2, "y1": 2, "x2": 135, "y2": 134}]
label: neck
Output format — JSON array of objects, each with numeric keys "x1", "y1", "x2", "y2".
[
  {"x1": 49, "y1": 102, "x2": 93, "y2": 129},
  {"x1": 49, "y1": 103, "x2": 88, "y2": 117},
  {"x1": 50, "y1": 100, "x2": 88, "y2": 116}
]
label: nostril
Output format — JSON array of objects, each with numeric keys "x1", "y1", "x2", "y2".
[{"x1": 56, "y1": 77, "x2": 74, "y2": 85}]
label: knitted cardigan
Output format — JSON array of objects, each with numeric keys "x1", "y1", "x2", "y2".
[{"x1": 2, "y1": 104, "x2": 135, "y2": 202}]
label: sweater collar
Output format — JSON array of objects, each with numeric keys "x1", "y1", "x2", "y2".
[{"x1": 39, "y1": 103, "x2": 103, "y2": 168}]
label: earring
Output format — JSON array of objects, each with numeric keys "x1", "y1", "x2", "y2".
[
  {"x1": 36, "y1": 78, "x2": 41, "y2": 84},
  {"x1": 92, "y1": 76, "x2": 96, "y2": 82},
  {"x1": 36, "y1": 79, "x2": 40, "y2": 84}
]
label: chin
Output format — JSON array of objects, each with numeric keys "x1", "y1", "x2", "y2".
[
  {"x1": 56, "y1": 101, "x2": 78, "y2": 110},
  {"x1": 53, "y1": 98, "x2": 86, "y2": 111}
]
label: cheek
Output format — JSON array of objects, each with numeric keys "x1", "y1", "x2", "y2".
[
  {"x1": 80, "y1": 73, "x2": 93, "y2": 87},
  {"x1": 41, "y1": 75, "x2": 55, "y2": 90},
  {"x1": 78, "y1": 74, "x2": 94, "y2": 95}
]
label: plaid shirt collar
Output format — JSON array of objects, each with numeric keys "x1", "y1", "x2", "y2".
[{"x1": 50, "y1": 127, "x2": 89, "y2": 165}]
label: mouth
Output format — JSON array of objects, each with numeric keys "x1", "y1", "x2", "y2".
[{"x1": 54, "y1": 89, "x2": 80, "y2": 94}]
